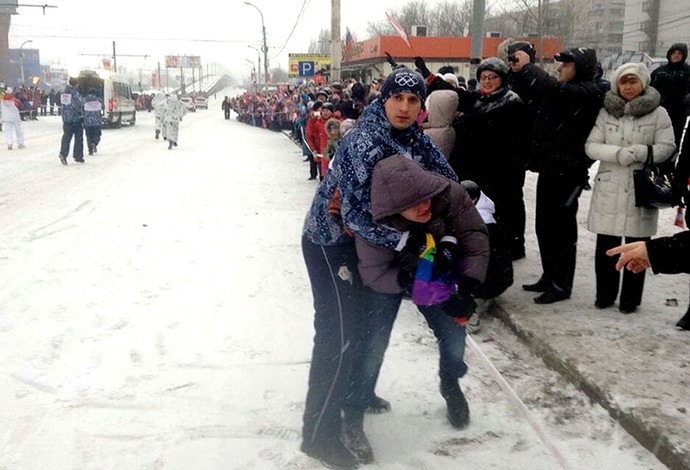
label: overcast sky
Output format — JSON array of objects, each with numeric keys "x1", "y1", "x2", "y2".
[{"x1": 8, "y1": 0, "x2": 450, "y2": 80}]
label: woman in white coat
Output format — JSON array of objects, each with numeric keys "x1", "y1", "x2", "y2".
[
  {"x1": 586, "y1": 62, "x2": 676, "y2": 313},
  {"x1": 1, "y1": 88, "x2": 25, "y2": 150}
]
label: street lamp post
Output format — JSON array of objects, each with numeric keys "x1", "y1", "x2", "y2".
[
  {"x1": 243, "y1": 2, "x2": 269, "y2": 90},
  {"x1": 247, "y1": 45, "x2": 262, "y2": 84},
  {"x1": 19, "y1": 40, "x2": 33, "y2": 85},
  {"x1": 245, "y1": 58, "x2": 257, "y2": 88}
]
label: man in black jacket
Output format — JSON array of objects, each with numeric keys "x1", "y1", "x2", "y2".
[
  {"x1": 651, "y1": 43, "x2": 690, "y2": 146},
  {"x1": 509, "y1": 47, "x2": 603, "y2": 304}
]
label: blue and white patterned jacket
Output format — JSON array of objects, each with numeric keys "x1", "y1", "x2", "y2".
[
  {"x1": 83, "y1": 93, "x2": 103, "y2": 127},
  {"x1": 60, "y1": 84, "x2": 83, "y2": 124},
  {"x1": 303, "y1": 97, "x2": 457, "y2": 249}
]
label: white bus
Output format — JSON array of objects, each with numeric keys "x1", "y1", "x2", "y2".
[{"x1": 77, "y1": 70, "x2": 136, "y2": 127}]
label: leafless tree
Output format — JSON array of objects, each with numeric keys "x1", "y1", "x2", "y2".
[
  {"x1": 366, "y1": 20, "x2": 395, "y2": 38},
  {"x1": 434, "y1": 0, "x2": 473, "y2": 36},
  {"x1": 308, "y1": 29, "x2": 331, "y2": 55},
  {"x1": 365, "y1": 0, "x2": 432, "y2": 37}
]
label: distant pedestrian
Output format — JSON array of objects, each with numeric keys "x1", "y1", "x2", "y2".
[
  {"x1": 1, "y1": 88, "x2": 25, "y2": 150},
  {"x1": 83, "y1": 88, "x2": 103, "y2": 155},
  {"x1": 164, "y1": 95, "x2": 187, "y2": 149},
  {"x1": 152, "y1": 93, "x2": 167, "y2": 140},
  {"x1": 650, "y1": 43, "x2": 690, "y2": 146},
  {"x1": 58, "y1": 77, "x2": 84, "y2": 165},
  {"x1": 222, "y1": 96, "x2": 232, "y2": 119},
  {"x1": 48, "y1": 88, "x2": 58, "y2": 115}
]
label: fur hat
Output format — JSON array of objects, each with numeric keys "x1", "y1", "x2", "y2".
[
  {"x1": 476, "y1": 57, "x2": 509, "y2": 82},
  {"x1": 325, "y1": 117, "x2": 341, "y2": 136},
  {"x1": 380, "y1": 66, "x2": 426, "y2": 104},
  {"x1": 339, "y1": 118, "x2": 356, "y2": 136},
  {"x1": 610, "y1": 62, "x2": 651, "y2": 96}
]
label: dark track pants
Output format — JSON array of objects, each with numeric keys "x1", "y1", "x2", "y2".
[{"x1": 301, "y1": 237, "x2": 362, "y2": 447}]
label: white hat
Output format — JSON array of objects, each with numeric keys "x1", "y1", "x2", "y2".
[
  {"x1": 611, "y1": 62, "x2": 651, "y2": 95},
  {"x1": 442, "y1": 73, "x2": 459, "y2": 89}
]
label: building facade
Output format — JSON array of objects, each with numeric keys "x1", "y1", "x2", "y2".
[
  {"x1": 577, "y1": 0, "x2": 626, "y2": 56},
  {"x1": 623, "y1": 0, "x2": 690, "y2": 56}
]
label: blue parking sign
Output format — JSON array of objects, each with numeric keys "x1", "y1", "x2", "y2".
[{"x1": 299, "y1": 61, "x2": 315, "y2": 77}]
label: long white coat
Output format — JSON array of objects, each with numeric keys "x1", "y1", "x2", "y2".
[{"x1": 585, "y1": 87, "x2": 676, "y2": 237}]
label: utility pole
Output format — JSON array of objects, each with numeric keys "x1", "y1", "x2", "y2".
[
  {"x1": 330, "y1": 0, "x2": 341, "y2": 82},
  {"x1": 244, "y1": 2, "x2": 269, "y2": 90},
  {"x1": 470, "y1": 0, "x2": 486, "y2": 61},
  {"x1": 112, "y1": 41, "x2": 117, "y2": 72}
]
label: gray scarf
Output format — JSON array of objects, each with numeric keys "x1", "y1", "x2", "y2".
[{"x1": 603, "y1": 86, "x2": 662, "y2": 119}]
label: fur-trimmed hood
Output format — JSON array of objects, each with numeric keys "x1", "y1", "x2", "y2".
[{"x1": 603, "y1": 86, "x2": 662, "y2": 119}]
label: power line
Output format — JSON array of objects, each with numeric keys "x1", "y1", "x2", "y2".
[{"x1": 270, "y1": 0, "x2": 311, "y2": 59}]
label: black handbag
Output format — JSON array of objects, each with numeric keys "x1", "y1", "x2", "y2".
[{"x1": 633, "y1": 145, "x2": 674, "y2": 209}]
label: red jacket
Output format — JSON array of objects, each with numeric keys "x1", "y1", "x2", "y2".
[
  {"x1": 314, "y1": 117, "x2": 329, "y2": 154},
  {"x1": 305, "y1": 115, "x2": 320, "y2": 154}
]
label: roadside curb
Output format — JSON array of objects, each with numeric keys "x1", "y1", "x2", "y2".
[{"x1": 486, "y1": 299, "x2": 690, "y2": 470}]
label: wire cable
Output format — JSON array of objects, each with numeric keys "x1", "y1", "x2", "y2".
[{"x1": 270, "y1": 0, "x2": 311, "y2": 59}]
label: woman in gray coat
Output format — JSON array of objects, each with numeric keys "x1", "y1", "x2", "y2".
[{"x1": 585, "y1": 62, "x2": 676, "y2": 313}]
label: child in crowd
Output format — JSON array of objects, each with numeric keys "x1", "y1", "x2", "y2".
[
  {"x1": 323, "y1": 118, "x2": 342, "y2": 176},
  {"x1": 458, "y1": 180, "x2": 514, "y2": 332}
]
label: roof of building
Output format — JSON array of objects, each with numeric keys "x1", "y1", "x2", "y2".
[{"x1": 342, "y1": 35, "x2": 563, "y2": 63}]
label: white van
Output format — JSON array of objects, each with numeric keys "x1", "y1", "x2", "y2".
[{"x1": 77, "y1": 70, "x2": 136, "y2": 127}]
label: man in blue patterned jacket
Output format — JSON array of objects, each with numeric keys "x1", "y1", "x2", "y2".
[
  {"x1": 300, "y1": 66, "x2": 457, "y2": 470},
  {"x1": 58, "y1": 77, "x2": 84, "y2": 165}
]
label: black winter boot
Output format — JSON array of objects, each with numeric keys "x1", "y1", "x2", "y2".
[
  {"x1": 365, "y1": 394, "x2": 391, "y2": 414},
  {"x1": 440, "y1": 377, "x2": 470, "y2": 429},
  {"x1": 301, "y1": 437, "x2": 359, "y2": 470},
  {"x1": 341, "y1": 412, "x2": 374, "y2": 464},
  {"x1": 676, "y1": 309, "x2": 690, "y2": 331}
]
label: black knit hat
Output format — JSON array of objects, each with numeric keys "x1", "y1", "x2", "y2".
[
  {"x1": 476, "y1": 57, "x2": 509, "y2": 82},
  {"x1": 379, "y1": 66, "x2": 426, "y2": 104},
  {"x1": 555, "y1": 47, "x2": 598, "y2": 81},
  {"x1": 508, "y1": 41, "x2": 536, "y2": 63}
]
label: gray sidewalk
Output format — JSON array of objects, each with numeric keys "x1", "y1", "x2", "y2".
[{"x1": 486, "y1": 171, "x2": 690, "y2": 470}]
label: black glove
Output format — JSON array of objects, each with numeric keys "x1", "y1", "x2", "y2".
[
  {"x1": 457, "y1": 277, "x2": 480, "y2": 297},
  {"x1": 440, "y1": 292, "x2": 476, "y2": 320},
  {"x1": 385, "y1": 52, "x2": 398, "y2": 69},
  {"x1": 404, "y1": 228, "x2": 427, "y2": 256},
  {"x1": 414, "y1": 56, "x2": 432, "y2": 78},
  {"x1": 397, "y1": 266, "x2": 414, "y2": 292},
  {"x1": 397, "y1": 228, "x2": 428, "y2": 273},
  {"x1": 432, "y1": 238, "x2": 459, "y2": 280},
  {"x1": 672, "y1": 176, "x2": 687, "y2": 207}
]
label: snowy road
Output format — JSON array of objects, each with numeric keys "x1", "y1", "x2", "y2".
[{"x1": 0, "y1": 97, "x2": 669, "y2": 469}]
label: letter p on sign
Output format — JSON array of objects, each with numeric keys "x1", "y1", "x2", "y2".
[{"x1": 299, "y1": 61, "x2": 315, "y2": 77}]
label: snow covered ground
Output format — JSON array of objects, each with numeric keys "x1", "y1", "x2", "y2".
[{"x1": 0, "y1": 94, "x2": 680, "y2": 469}]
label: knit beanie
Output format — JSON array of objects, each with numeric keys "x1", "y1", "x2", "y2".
[
  {"x1": 476, "y1": 57, "x2": 509, "y2": 82},
  {"x1": 380, "y1": 66, "x2": 427, "y2": 104},
  {"x1": 610, "y1": 62, "x2": 651, "y2": 95}
]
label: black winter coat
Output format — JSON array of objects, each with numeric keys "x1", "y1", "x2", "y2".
[
  {"x1": 450, "y1": 86, "x2": 528, "y2": 195},
  {"x1": 650, "y1": 44, "x2": 690, "y2": 143},
  {"x1": 647, "y1": 230, "x2": 690, "y2": 274},
  {"x1": 509, "y1": 64, "x2": 603, "y2": 181}
]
